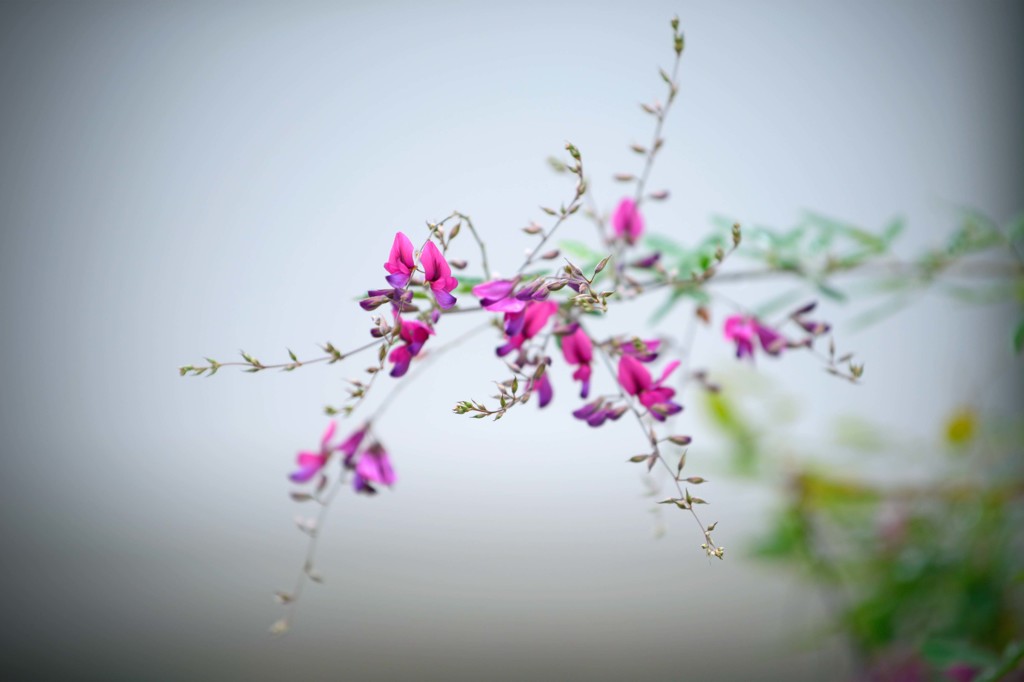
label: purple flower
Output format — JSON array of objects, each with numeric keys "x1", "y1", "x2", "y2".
[
  {"x1": 360, "y1": 287, "x2": 415, "y2": 313},
  {"x1": 471, "y1": 278, "x2": 527, "y2": 313},
  {"x1": 724, "y1": 315, "x2": 757, "y2": 360},
  {"x1": 612, "y1": 197, "x2": 644, "y2": 245},
  {"x1": 724, "y1": 315, "x2": 787, "y2": 360},
  {"x1": 618, "y1": 354, "x2": 682, "y2": 421},
  {"x1": 388, "y1": 317, "x2": 434, "y2": 377},
  {"x1": 572, "y1": 399, "x2": 627, "y2": 427},
  {"x1": 383, "y1": 232, "x2": 416, "y2": 289},
  {"x1": 353, "y1": 442, "x2": 396, "y2": 494},
  {"x1": 620, "y1": 337, "x2": 661, "y2": 363},
  {"x1": 420, "y1": 240, "x2": 459, "y2": 309},
  {"x1": 338, "y1": 426, "x2": 367, "y2": 469},
  {"x1": 496, "y1": 301, "x2": 558, "y2": 357},
  {"x1": 631, "y1": 252, "x2": 661, "y2": 269},
  {"x1": 289, "y1": 421, "x2": 338, "y2": 484},
  {"x1": 561, "y1": 327, "x2": 593, "y2": 398},
  {"x1": 528, "y1": 372, "x2": 554, "y2": 408}
]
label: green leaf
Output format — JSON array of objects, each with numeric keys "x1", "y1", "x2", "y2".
[
  {"x1": 814, "y1": 280, "x2": 847, "y2": 302},
  {"x1": 921, "y1": 638, "x2": 999, "y2": 669},
  {"x1": 882, "y1": 217, "x2": 905, "y2": 245},
  {"x1": 1015, "y1": 320, "x2": 1024, "y2": 355},
  {"x1": 649, "y1": 289, "x2": 685, "y2": 325},
  {"x1": 456, "y1": 275, "x2": 484, "y2": 293},
  {"x1": 559, "y1": 239, "x2": 604, "y2": 264},
  {"x1": 703, "y1": 392, "x2": 758, "y2": 476},
  {"x1": 641, "y1": 233, "x2": 686, "y2": 259}
]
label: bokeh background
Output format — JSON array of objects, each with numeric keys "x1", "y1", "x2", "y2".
[{"x1": 1, "y1": 1, "x2": 1021, "y2": 680}]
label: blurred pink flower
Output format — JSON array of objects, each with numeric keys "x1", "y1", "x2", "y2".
[
  {"x1": 472, "y1": 278, "x2": 526, "y2": 313},
  {"x1": 354, "y1": 443, "x2": 396, "y2": 494},
  {"x1": 617, "y1": 354, "x2": 682, "y2": 421},
  {"x1": 723, "y1": 314, "x2": 786, "y2": 360},
  {"x1": 289, "y1": 421, "x2": 339, "y2": 484},
  {"x1": 612, "y1": 197, "x2": 644, "y2": 245},
  {"x1": 561, "y1": 326, "x2": 593, "y2": 398}
]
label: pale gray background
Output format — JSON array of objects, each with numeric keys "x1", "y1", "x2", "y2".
[{"x1": 0, "y1": 1, "x2": 1021, "y2": 680}]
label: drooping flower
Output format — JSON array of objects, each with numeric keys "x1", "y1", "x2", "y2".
[
  {"x1": 471, "y1": 278, "x2": 526, "y2": 313},
  {"x1": 612, "y1": 197, "x2": 644, "y2": 245},
  {"x1": 420, "y1": 240, "x2": 459, "y2": 309},
  {"x1": 388, "y1": 317, "x2": 434, "y2": 377},
  {"x1": 289, "y1": 421, "x2": 339, "y2": 483},
  {"x1": 383, "y1": 232, "x2": 416, "y2": 289},
  {"x1": 528, "y1": 372, "x2": 554, "y2": 408},
  {"x1": 572, "y1": 399, "x2": 627, "y2": 427},
  {"x1": 723, "y1": 315, "x2": 787, "y2": 360},
  {"x1": 353, "y1": 442, "x2": 396, "y2": 494},
  {"x1": 724, "y1": 315, "x2": 757, "y2": 360},
  {"x1": 790, "y1": 301, "x2": 831, "y2": 336},
  {"x1": 360, "y1": 287, "x2": 415, "y2": 313},
  {"x1": 617, "y1": 354, "x2": 682, "y2": 421},
  {"x1": 561, "y1": 327, "x2": 593, "y2": 398},
  {"x1": 497, "y1": 301, "x2": 558, "y2": 357},
  {"x1": 338, "y1": 425, "x2": 367, "y2": 468}
]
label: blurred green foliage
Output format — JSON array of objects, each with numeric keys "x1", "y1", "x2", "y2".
[{"x1": 691, "y1": 210, "x2": 1024, "y2": 679}]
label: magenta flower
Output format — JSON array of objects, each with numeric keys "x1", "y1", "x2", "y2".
[
  {"x1": 497, "y1": 301, "x2": 558, "y2": 357},
  {"x1": 383, "y1": 232, "x2": 416, "y2": 289},
  {"x1": 561, "y1": 327, "x2": 593, "y2": 398},
  {"x1": 389, "y1": 317, "x2": 434, "y2": 377},
  {"x1": 289, "y1": 421, "x2": 339, "y2": 484},
  {"x1": 528, "y1": 372, "x2": 554, "y2": 408},
  {"x1": 353, "y1": 442, "x2": 396, "y2": 494},
  {"x1": 723, "y1": 315, "x2": 787, "y2": 360},
  {"x1": 420, "y1": 240, "x2": 459, "y2": 310},
  {"x1": 472, "y1": 278, "x2": 526, "y2": 313},
  {"x1": 724, "y1": 315, "x2": 757, "y2": 360},
  {"x1": 612, "y1": 197, "x2": 644, "y2": 245},
  {"x1": 338, "y1": 425, "x2": 367, "y2": 468},
  {"x1": 620, "y1": 337, "x2": 661, "y2": 363},
  {"x1": 617, "y1": 354, "x2": 682, "y2": 421}
]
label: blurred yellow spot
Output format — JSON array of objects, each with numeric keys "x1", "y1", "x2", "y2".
[{"x1": 945, "y1": 407, "x2": 977, "y2": 446}]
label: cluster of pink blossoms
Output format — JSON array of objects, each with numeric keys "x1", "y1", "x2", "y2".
[
  {"x1": 361, "y1": 232, "x2": 458, "y2": 377},
  {"x1": 465, "y1": 193, "x2": 689, "y2": 426},
  {"x1": 289, "y1": 422, "x2": 395, "y2": 495},
  {"x1": 290, "y1": 231, "x2": 461, "y2": 494},
  {"x1": 722, "y1": 302, "x2": 830, "y2": 361}
]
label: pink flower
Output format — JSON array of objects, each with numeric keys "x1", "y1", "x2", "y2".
[
  {"x1": 472, "y1": 278, "x2": 526, "y2": 313},
  {"x1": 420, "y1": 240, "x2": 459, "y2": 310},
  {"x1": 289, "y1": 421, "x2": 339, "y2": 483},
  {"x1": 353, "y1": 442, "x2": 396, "y2": 494},
  {"x1": 723, "y1": 315, "x2": 786, "y2": 360},
  {"x1": 383, "y1": 232, "x2": 416, "y2": 289},
  {"x1": 617, "y1": 354, "x2": 682, "y2": 421},
  {"x1": 561, "y1": 327, "x2": 593, "y2": 398},
  {"x1": 388, "y1": 317, "x2": 434, "y2": 377},
  {"x1": 724, "y1": 315, "x2": 757, "y2": 360},
  {"x1": 338, "y1": 426, "x2": 367, "y2": 468},
  {"x1": 612, "y1": 198, "x2": 644, "y2": 245},
  {"x1": 497, "y1": 301, "x2": 558, "y2": 357}
]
